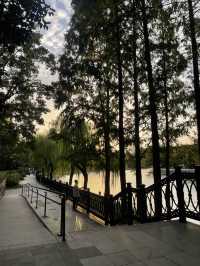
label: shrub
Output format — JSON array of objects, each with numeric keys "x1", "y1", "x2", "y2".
[
  {"x1": 0, "y1": 171, "x2": 7, "y2": 184},
  {"x1": 0, "y1": 170, "x2": 22, "y2": 188}
]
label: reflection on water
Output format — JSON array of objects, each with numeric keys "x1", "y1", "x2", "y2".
[{"x1": 59, "y1": 168, "x2": 166, "y2": 195}]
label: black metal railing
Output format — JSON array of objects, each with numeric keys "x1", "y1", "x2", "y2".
[
  {"x1": 35, "y1": 166, "x2": 200, "y2": 226},
  {"x1": 21, "y1": 183, "x2": 66, "y2": 241}
]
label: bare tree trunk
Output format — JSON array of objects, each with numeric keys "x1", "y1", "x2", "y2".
[
  {"x1": 162, "y1": 45, "x2": 171, "y2": 219},
  {"x1": 104, "y1": 86, "x2": 111, "y2": 196},
  {"x1": 77, "y1": 164, "x2": 88, "y2": 189},
  {"x1": 115, "y1": 6, "x2": 126, "y2": 192},
  {"x1": 49, "y1": 161, "x2": 53, "y2": 180},
  {"x1": 140, "y1": 0, "x2": 162, "y2": 218},
  {"x1": 187, "y1": 0, "x2": 200, "y2": 158},
  {"x1": 133, "y1": 0, "x2": 142, "y2": 188},
  {"x1": 69, "y1": 164, "x2": 75, "y2": 186}
]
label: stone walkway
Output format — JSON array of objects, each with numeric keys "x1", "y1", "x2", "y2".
[
  {"x1": 23, "y1": 174, "x2": 103, "y2": 238},
  {"x1": 1, "y1": 176, "x2": 200, "y2": 266},
  {"x1": 23, "y1": 175, "x2": 200, "y2": 266},
  {"x1": 0, "y1": 188, "x2": 82, "y2": 265}
]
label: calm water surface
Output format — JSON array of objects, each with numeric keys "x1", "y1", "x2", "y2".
[{"x1": 59, "y1": 168, "x2": 167, "y2": 195}]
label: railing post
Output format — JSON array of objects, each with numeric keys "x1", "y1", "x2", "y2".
[
  {"x1": 35, "y1": 189, "x2": 38, "y2": 209},
  {"x1": 87, "y1": 189, "x2": 90, "y2": 214},
  {"x1": 195, "y1": 166, "x2": 200, "y2": 213},
  {"x1": 44, "y1": 192, "x2": 47, "y2": 217},
  {"x1": 104, "y1": 194, "x2": 109, "y2": 225},
  {"x1": 109, "y1": 195, "x2": 114, "y2": 226},
  {"x1": 137, "y1": 184, "x2": 147, "y2": 223},
  {"x1": 127, "y1": 183, "x2": 133, "y2": 225},
  {"x1": 105, "y1": 194, "x2": 114, "y2": 225},
  {"x1": 61, "y1": 195, "x2": 66, "y2": 242},
  {"x1": 28, "y1": 185, "x2": 30, "y2": 198},
  {"x1": 31, "y1": 187, "x2": 33, "y2": 203},
  {"x1": 166, "y1": 177, "x2": 172, "y2": 220},
  {"x1": 65, "y1": 182, "x2": 69, "y2": 200},
  {"x1": 154, "y1": 182, "x2": 162, "y2": 220},
  {"x1": 21, "y1": 185, "x2": 23, "y2": 196},
  {"x1": 175, "y1": 167, "x2": 186, "y2": 223}
]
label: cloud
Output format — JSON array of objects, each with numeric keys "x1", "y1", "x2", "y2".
[
  {"x1": 37, "y1": 0, "x2": 73, "y2": 134},
  {"x1": 41, "y1": 0, "x2": 73, "y2": 56}
]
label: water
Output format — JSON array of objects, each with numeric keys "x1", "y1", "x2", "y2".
[{"x1": 58, "y1": 168, "x2": 167, "y2": 195}]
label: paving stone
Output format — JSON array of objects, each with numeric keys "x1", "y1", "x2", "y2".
[
  {"x1": 166, "y1": 251, "x2": 200, "y2": 266},
  {"x1": 73, "y1": 246, "x2": 102, "y2": 259},
  {"x1": 81, "y1": 255, "x2": 114, "y2": 266},
  {"x1": 106, "y1": 250, "x2": 141, "y2": 266},
  {"x1": 147, "y1": 257, "x2": 178, "y2": 266}
]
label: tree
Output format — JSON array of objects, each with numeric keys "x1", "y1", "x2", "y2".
[
  {"x1": 0, "y1": 34, "x2": 55, "y2": 139},
  {"x1": 0, "y1": 0, "x2": 54, "y2": 50},
  {"x1": 132, "y1": 0, "x2": 142, "y2": 187},
  {"x1": 153, "y1": 1, "x2": 190, "y2": 176},
  {"x1": 31, "y1": 135, "x2": 60, "y2": 179},
  {"x1": 187, "y1": 0, "x2": 200, "y2": 157},
  {"x1": 140, "y1": 0, "x2": 162, "y2": 217},
  {"x1": 57, "y1": 115, "x2": 98, "y2": 189}
]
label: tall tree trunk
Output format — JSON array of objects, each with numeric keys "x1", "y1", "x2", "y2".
[
  {"x1": 82, "y1": 167, "x2": 88, "y2": 190},
  {"x1": 132, "y1": 0, "x2": 142, "y2": 188},
  {"x1": 69, "y1": 164, "x2": 75, "y2": 186},
  {"x1": 77, "y1": 164, "x2": 88, "y2": 189},
  {"x1": 187, "y1": 0, "x2": 200, "y2": 158},
  {"x1": 140, "y1": 0, "x2": 162, "y2": 217},
  {"x1": 159, "y1": 0, "x2": 170, "y2": 177},
  {"x1": 115, "y1": 6, "x2": 126, "y2": 192},
  {"x1": 49, "y1": 161, "x2": 53, "y2": 180},
  {"x1": 104, "y1": 86, "x2": 111, "y2": 196},
  {"x1": 162, "y1": 41, "x2": 171, "y2": 219},
  {"x1": 163, "y1": 51, "x2": 170, "y2": 177}
]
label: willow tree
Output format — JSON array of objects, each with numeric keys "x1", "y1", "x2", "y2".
[{"x1": 57, "y1": 115, "x2": 98, "y2": 189}]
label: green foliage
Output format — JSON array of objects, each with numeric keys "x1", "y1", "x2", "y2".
[
  {"x1": 0, "y1": 33, "x2": 55, "y2": 139},
  {"x1": 0, "y1": 170, "x2": 23, "y2": 188},
  {"x1": 31, "y1": 135, "x2": 62, "y2": 178},
  {"x1": 0, "y1": 0, "x2": 54, "y2": 50}
]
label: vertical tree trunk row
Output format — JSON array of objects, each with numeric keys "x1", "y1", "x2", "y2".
[
  {"x1": 187, "y1": 0, "x2": 200, "y2": 158},
  {"x1": 132, "y1": 0, "x2": 142, "y2": 188},
  {"x1": 140, "y1": 0, "x2": 162, "y2": 217}
]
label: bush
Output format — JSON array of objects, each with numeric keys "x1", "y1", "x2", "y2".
[
  {"x1": 0, "y1": 171, "x2": 7, "y2": 184},
  {"x1": 0, "y1": 170, "x2": 22, "y2": 188}
]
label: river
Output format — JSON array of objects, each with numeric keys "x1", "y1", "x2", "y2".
[{"x1": 58, "y1": 168, "x2": 168, "y2": 195}]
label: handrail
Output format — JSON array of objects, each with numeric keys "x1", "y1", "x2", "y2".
[
  {"x1": 22, "y1": 183, "x2": 66, "y2": 241},
  {"x1": 26, "y1": 183, "x2": 64, "y2": 196},
  {"x1": 145, "y1": 172, "x2": 176, "y2": 193}
]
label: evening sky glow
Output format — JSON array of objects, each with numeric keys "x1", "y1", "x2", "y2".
[{"x1": 37, "y1": 0, "x2": 72, "y2": 134}]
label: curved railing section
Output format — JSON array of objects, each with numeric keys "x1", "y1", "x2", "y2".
[{"x1": 35, "y1": 166, "x2": 200, "y2": 225}]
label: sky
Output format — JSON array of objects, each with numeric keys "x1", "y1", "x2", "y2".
[{"x1": 36, "y1": 0, "x2": 72, "y2": 134}]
